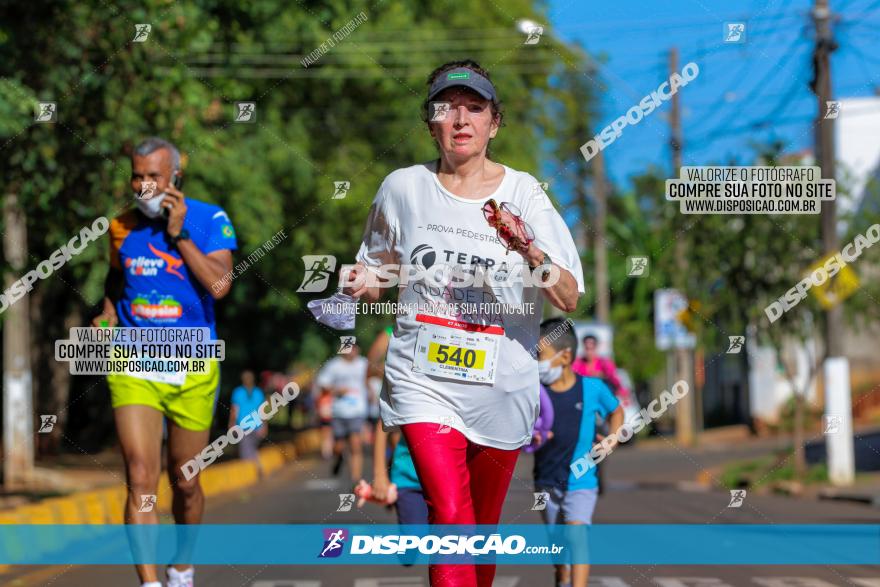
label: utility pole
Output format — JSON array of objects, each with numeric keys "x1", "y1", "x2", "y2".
[
  {"x1": 812, "y1": 0, "x2": 854, "y2": 485},
  {"x1": 669, "y1": 46, "x2": 696, "y2": 446},
  {"x1": 3, "y1": 191, "x2": 34, "y2": 489},
  {"x1": 569, "y1": 58, "x2": 610, "y2": 324},
  {"x1": 593, "y1": 149, "x2": 610, "y2": 324}
]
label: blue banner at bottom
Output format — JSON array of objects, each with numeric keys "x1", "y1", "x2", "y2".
[{"x1": 0, "y1": 524, "x2": 877, "y2": 565}]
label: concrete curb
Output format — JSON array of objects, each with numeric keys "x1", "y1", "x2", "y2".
[
  {"x1": 694, "y1": 462, "x2": 880, "y2": 506},
  {"x1": 0, "y1": 428, "x2": 322, "y2": 574},
  {"x1": 817, "y1": 489, "x2": 880, "y2": 507},
  {"x1": 608, "y1": 479, "x2": 713, "y2": 493}
]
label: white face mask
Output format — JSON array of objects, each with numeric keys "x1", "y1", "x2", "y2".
[
  {"x1": 134, "y1": 192, "x2": 166, "y2": 219},
  {"x1": 538, "y1": 351, "x2": 564, "y2": 385}
]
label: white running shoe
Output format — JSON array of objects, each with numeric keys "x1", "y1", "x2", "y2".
[{"x1": 166, "y1": 566, "x2": 194, "y2": 587}]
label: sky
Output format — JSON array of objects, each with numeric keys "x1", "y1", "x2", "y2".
[{"x1": 546, "y1": 0, "x2": 880, "y2": 188}]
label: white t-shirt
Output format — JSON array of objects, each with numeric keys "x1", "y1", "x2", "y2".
[
  {"x1": 356, "y1": 161, "x2": 584, "y2": 450},
  {"x1": 314, "y1": 356, "x2": 369, "y2": 419}
]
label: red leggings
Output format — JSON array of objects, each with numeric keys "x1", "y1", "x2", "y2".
[{"x1": 401, "y1": 422, "x2": 520, "y2": 587}]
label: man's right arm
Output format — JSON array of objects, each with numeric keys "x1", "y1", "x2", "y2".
[{"x1": 91, "y1": 268, "x2": 123, "y2": 327}]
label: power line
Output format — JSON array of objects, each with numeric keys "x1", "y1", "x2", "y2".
[
  {"x1": 181, "y1": 50, "x2": 561, "y2": 66},
  {"x1": 836, "y1": 37, "x2": 880, "y2": 94},
  {"x1": 188, "y1": 11, "x2": 806, "y2": 54},
  {"x1": 687, "y1": 33, "x2": 810, "y2": 146},
  {"x1": 687, "y1": 116, "x2": 813, "y2": 153},
  {"x1": 836, "y1": 0, "x2": 880, "y2": 20},
  {"x1": 680, "y1": 0, "x2": 804, "y2": 129},
  {"x1": 551, "y1": 11, "x2": 804, "y2": 36},
  {"x1": 159, "y1": 61, "x2": 584, "y2": 79}
]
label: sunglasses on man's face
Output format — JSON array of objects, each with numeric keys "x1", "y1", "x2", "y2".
[{"x1": 482, "y1": 199, "x2": 535, "y2": 253}]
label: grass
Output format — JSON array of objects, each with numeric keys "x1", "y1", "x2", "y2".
[{"x1": 720, "y1": 452, "x2": 829, "y2": 489}]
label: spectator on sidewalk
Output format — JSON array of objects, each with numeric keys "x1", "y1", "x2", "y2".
[{"x1": 229, "y1": 370, "x2": 267, "y2": 476}]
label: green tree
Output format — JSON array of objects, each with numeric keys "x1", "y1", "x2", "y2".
[{"x1": 0, "y1": 0, "x2": 599, "y2": 452}]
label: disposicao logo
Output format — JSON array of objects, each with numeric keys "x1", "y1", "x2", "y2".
[{"x1": 319, "y1": 528, "x2": 348, "y2": 558}]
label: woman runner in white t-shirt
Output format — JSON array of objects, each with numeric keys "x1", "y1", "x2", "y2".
[{"x1": 345, "y1": 60, "x2": 584, "y2": 587}]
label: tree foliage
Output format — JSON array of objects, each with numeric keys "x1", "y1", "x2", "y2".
[{"x1": 0, "y1": 0, "x2": 592, "y2": 447}]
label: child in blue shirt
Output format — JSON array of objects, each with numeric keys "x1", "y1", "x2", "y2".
[{"x1": 534, "y1": 318, "x2": 624, "y2": 587}]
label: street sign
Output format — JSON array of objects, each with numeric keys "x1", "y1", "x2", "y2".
[
  {"x1": 808, "y1": 253, "x2": 860, "y2": 309},
  {"x1": 654, "y1": 289, "x2": 696, "y2": 350}
]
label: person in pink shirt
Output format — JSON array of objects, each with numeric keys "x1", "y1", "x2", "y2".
[
  {"x1": 572, "y1": 334, "x2": 631, "y2": 496},
  {"x1": 572, "y1": 335, "x2": 623, "y2": 393}
]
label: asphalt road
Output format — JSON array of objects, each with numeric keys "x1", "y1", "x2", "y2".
[{"x1": 6, "y1": 447, "x2": 880, "y2": 587}]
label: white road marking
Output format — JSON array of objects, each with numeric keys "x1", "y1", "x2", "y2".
[
  {"x1": 656, "y1": 579, "x2": 735, "y2": 587},
  {"x1": 352, "y1": 578, "x2": 424, "y2": 587},
  {"x1": 753, "y1": 578, "x2": 839, "y2": 587},
  {"x1": 304, "y1": 478, "x2": 343, "y2": 490},
  {"x1": 590, "y1": 577, "x2": 632, "y2": 587}
]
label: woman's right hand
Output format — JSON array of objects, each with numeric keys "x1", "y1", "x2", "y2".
[
  {"x1": 342, "y1": 263, "x2": 380, "y2": 302},
  {"x1": 341, "y1": 263, "x2": 368, "y2": 298}
]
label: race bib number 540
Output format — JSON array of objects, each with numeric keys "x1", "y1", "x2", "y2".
[{"x1": 412, "y1": 314, "x2": 501, "y2": 384}]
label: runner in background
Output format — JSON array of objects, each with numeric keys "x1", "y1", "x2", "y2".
[
  {"x1": 314, "y1": 342, "x2": 369, "y2": 482},
  {"x1": 360, "y1": 326, "x2": 428, "y2": 566},
  {"x1": 524, "y1": 381, "x2": 554, "y2": 454},
  {"x1": 572, "y1": 335, "x2": 623, "y2": 394},
  {"x1": 345, "y1": 60, "x2": 584, "y2": 587},
  {"x1": 572, "y1": 334, "x2": 627, "y2": 494},
  {"x1": 534, "y1": 319, "x2": 624, "y2": 587},
  {"x1": 229, "y1": 370, "x2": 267, "y2": 477},
  {"x1": 369, "y1": 421, "x2": 427, "y2": 568},
  {"x1": 91, "y1": 137, "x2": 237, "y2": 587},
  {"x1": 364, "y1": 327, "x2": 427, "y2": 520},
  {"x1": 316, "y1": 386, "x2": 334, "y2": 460},
  {"x1": 364, "y1": 328, "x2": 388, "y2": 445}
]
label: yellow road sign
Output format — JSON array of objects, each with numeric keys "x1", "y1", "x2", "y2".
[{"x1": 808, "y1": 254, "x2": 860, "y2": 309}]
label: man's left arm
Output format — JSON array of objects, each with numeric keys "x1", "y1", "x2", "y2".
[{"x1": 162, "y1": 186, "x2": 234, "y2": 300}]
